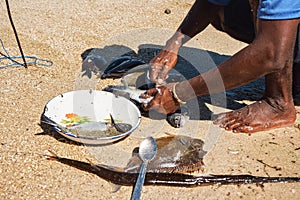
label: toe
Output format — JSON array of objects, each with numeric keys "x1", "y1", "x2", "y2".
[
  {"x1": 218, "y1": 118, "x2": 235, "y2": 128},
  {"x1": 212, "y1": 112, "x2": 231, "y2": 125},
  {"x1": 233, "y1": 125, "x2": 254, "y2": 133},
  {"x1": 225, "y1": 121, "x2": 242, "y2": 131}
]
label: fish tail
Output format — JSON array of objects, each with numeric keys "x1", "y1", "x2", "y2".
[
  {"x1": 109, "y1": 113, "x2": 116, "y2": 126},
  {"x1": 46, "y1": 150, "x2": 60, "y2": 161},
  {"x1": 46, "y1": 153, "x2": 138, "y2": 186}
]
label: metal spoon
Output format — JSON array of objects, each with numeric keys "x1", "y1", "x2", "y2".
[{"x1": 131, "y1": 136, "x2": 157, "y2": 200}]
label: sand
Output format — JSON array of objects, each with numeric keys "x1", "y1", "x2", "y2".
[{"x1": 1, "y1": 0, "x2": 300, "y2": 199}]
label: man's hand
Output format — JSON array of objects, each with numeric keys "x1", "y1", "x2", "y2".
[
  {"x1": 149, "y1": 50, "x2": 178, "y2": 84},
  {"x1": 141, "y1": 85, "x2": 180, "y2": 115}
]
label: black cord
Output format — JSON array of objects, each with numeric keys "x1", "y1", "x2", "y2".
[{"x1": 5, "y1": 0, "x2": 27, "y2": 68}]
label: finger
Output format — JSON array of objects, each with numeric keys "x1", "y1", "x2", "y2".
[
  {"x1": 143, "y1": 87, "x2": 159, "y2": 97},
  {"x1": 150, "y1": 104, "x2": 167, "y2": 115},
  {"x1": 142, "y1": 97, "x2": 160, "y2": 111},
  {"x1": 149, "y1": 65, "x2": 162, "y2": 82},
  {"x1": 142, "y1": 87, "x2": 164, "y2": 111},
  {"x1": 162, "y1": 58, "x2": 169, "y2": 65},
  {"x1": 157, "y1": 65, "x2": 171, "y2": 83},
  {"x1": 142, "y1": 101, "x2": 153, "y2": 111},
  {"x1": 145, "y1": 100, "x2": 169, "y2": 115},
  {"x1": 140, "y1": 92, "x2": 152, "y2": 99}
]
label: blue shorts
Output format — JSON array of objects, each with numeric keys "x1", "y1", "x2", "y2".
[
  {"x1": 258, "y1": 0, "x2": 300, "y2": 20},
  {"x1": 209, "y1": 0, "x2": 300, "y2": 20}
]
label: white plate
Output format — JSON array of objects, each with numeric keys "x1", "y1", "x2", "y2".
[{"x1": 42, "y1": 90, "x2": 141, "y2": 144}]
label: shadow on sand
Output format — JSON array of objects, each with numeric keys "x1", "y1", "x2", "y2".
[{"x1": 80, "y1": 43, "x2": 265, "y2": 121}]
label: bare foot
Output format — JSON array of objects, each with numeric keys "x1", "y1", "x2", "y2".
[{"x1": 212, "y1": 99, "x2": 296, "y2": 134}]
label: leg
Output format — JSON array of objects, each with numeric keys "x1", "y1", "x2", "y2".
[
  {"x1": 213, "y1": 65, "x2": 296, "y2": 133},
  {"x1": 211, "y1": 0, "x2": 255, "y2": 43},
  {"x1": 206, "y1": 18, "x2": 299, "y2": 133},
  {"x1": 210, "y1": 2, "x2": 298, "y2": 133}
]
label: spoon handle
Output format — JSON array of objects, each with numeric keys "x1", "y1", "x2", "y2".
[{"x1": 131, "y1": 161, "x2": 147, "y2": 200}]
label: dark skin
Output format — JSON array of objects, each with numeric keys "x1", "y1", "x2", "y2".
[{"x1": 143, "y1": 0, "x2": 300, "y2": 133}]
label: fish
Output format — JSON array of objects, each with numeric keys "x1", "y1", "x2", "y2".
[
  {"x1": 166, "y1": 105, "x2": 190, "y2": 128},
  {"x1": 47, "y1": 151, "x2": 300, "y2": 187},
  {"x1": 47, "y1": 134, "x2": 300, "y2": 187},
  {"x1": 41, "y1": 114, "x2": 132, "y2": 139},
  {"x1": 103, "y1": 65, "x2": 190, "y2": 128},
  {"x1": 101, "y1": 56, "x2": 145, "y2": 79},
  {"x1": 81, "y1": 54, "x2": 109, "y2": 78},
  {"x1": 81, "y1": 55, "x2": 145, "y2": 79},
  {"x1": 125, "y1": 134, "x2": 207, "y2": 174},
  {"x1": 104, "y1": 55, "x2": 132, "y2": 73}
]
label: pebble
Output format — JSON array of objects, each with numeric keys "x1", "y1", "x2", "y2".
[{"x1": 164, "y1": 8, "x2": 171, "y2": 14}]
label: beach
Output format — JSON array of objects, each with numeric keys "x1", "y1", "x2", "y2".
[{"x1": 1, "y1": 0, "x2": 300, "y2": 199}]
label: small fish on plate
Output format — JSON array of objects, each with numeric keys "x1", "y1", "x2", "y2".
[
  {"x1": 43, "y1": 114, "x2": 132, "y2": 139},
  {"x1": 42, "y1": 90, "x2": 141, "y2": 144}
]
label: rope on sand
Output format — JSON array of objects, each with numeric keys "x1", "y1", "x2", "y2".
[
  {"x1": 0, "y1": 39, "x2": 53, "y2": 68},
  {"x1": 1, "y1": 0, "x2": 53, "y2": 69}
]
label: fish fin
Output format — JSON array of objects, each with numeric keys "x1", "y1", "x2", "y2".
[
  {"x1": 163, "y1": 132, "x2": 176, "y2": 137},
  {"x1": 40, "y1": 119, "x2": 57, "y2": 127},
  {"x1": 93, "y1": 163, "x2": 125, "y2": 192},
  {"x1": 123, "y1": 156, "x2": 141, "y2": 173},
  {"x1": 109, "y1": 113, "x2": 115, "y2": 126},
  {"x1": 46, "y1": 150, "x2": 59, "y2": 160},
  {"x1": 95, "y1": 163, "x2": 125, "y2": 172},
  {"x1": 85, "y1": 158, "x2": 96, "y2": 165},
  {"x1": 48, "y1": 149, "x2": 58, "y2": 156},
  {"x1": 124, "y1": 166, "x2": 139, "y2": 173},
  {"x1": 109, "y1": 183, "x2": 122, "y2": 193},
  {"x1": 102, "y1": 58, "x2": 145, "y2": 79}
]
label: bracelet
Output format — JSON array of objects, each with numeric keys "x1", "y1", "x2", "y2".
[{"x1": 172, "y1": 83, "x2": 186, "y2": 105}]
